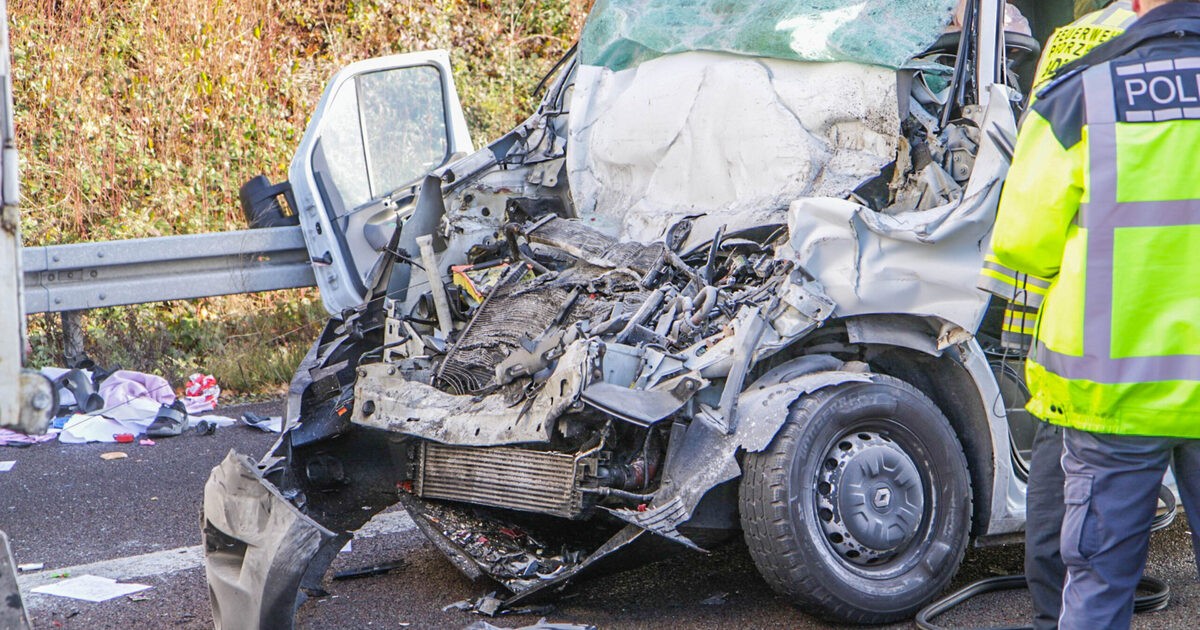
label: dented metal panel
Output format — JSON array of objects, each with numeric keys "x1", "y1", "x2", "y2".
[
  {"x1": 352, "y1": 340, "x2": 594, "y2": 446},
  {"x1": 783, "y1": 84, "x2": 1019, "y2": 331}
]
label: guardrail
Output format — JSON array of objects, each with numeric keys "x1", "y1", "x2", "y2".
[{"x1": 21, "y1": 226, "x2": 316, "y2": 314}]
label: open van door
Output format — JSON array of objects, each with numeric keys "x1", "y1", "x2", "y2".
[{"x1": 290, "y1": 51, "x2": 472, "y2": 314}]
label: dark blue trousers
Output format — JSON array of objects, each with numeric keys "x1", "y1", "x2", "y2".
[
  {"x1": 1025, "y1": 421, "x2": 1067, "y2": 630},
  {"x1": 1059, "y1": 428, "x2": 1200, "y2": 629}
]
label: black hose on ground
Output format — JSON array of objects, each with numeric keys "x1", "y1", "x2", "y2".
[{"x1": 914, "y1": 484, "x2": 1177, "y2": 629}]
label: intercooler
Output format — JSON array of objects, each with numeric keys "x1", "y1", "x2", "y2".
[{"x1": 415, "y1": 442, "x2": 591, "y2": 518}]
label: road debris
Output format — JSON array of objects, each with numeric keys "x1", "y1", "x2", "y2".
[
  {"x1": 0, "y1": 461, "x2": 13, "y2": 472},
  {"x1": 240, "y1": 412, "x2": 283, "y2": 433},
  {"x1": 183, "y1": 373, "x2": 220, "y2": 413},
  {"x1": 99, "y1": 452, "x2": 127, "y2": 461},
  {"x1": 332, "y1": 560, "x2": 405, "y2": 581},
  {"x1": 29, "y1": 575, "x2": 151, "y2": 602},
  {"x1": 464, "y1": 619, "x2": 596, "y2": 630},
  {"x1": 17, "y1": 563, "x2": 43, "y2": 572},
  {"x1": 0, "y1": 428, "x2": 55, "y2": 447},
  {"x1": 98, "y1": 370, "x2": 174, "y2": 409},
  {"x1": 145, "y1": 401, "x2": 188, "y2": 438}
]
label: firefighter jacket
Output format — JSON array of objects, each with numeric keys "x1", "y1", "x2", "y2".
[
  {"x1": 979, "y1": 1, "x2": 1135, "y2": 352},
  {"x1": 992, "y1": 2, "x2": 1200, "y2": 438}
]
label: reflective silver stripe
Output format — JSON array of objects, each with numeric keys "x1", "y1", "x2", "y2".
[
  {"x1": 981, "y1": 259, "x2": 1018, "y2": 277},
  {"x1": 1092, "y1": 3, "x2": 1119, "y2": 26},
  {"x1": 1091, "y1": 2, "x2": 1135, "y2": 29},
  {"x1": 977, "y1": 274, "x2": 1012, "y2": 297},
  {"x1": 1155, "y1": 108, "x2": 1184, "y2": 121},
  {"x1": 980, "y1": 260, "x2": 1052, "y2": 289},
  {"x1": 1036, "y1": 63, "x2": 1200, "y2": 384},
  {"x1": 1085, "y1": 66, "x2": 1117, "y2": 368},
  {"x1": 1037, "y1": 342, "x2": 1200, "y2": 383},
  {"x1": 1080, "y1": 199, "x2": 1200, "y2": 229},
  {"x1": 1116, "y1": 62, "x2": 1144, "y2": 76},
  {"x1": 1145, "y1": 59, "x2": 1175, "y2": 73}
]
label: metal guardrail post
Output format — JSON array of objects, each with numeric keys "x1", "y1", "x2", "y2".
[{"x1": 61, "y1": 309, "x2": 84, "y2": 364}]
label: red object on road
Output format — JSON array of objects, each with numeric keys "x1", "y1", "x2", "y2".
[{"x1": 113, "y1": 433, "x2": 134, "y2": 443}]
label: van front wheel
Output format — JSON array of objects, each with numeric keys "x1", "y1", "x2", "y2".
[{"x1": 739, "y1": 374, "x2": 972, "y2": 624}]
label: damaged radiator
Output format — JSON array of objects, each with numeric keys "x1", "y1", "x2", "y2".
[
  {"x1": 415, "y1": 443, "x2": 591, "y2": 519},
  {"x1": 436, "y1": 282, "x2": 569, "y2": 395}
]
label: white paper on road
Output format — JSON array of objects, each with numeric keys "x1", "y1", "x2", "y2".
[
  {"x1": 0, "y1": 461, "x2": 13, "y2": 472},
  {"x1": 57, "y1": 398, "x2": 161, "y2": 444},
  {"x1": 30, "y1": 574, "x2": 151, "y2": 602},
  {"x1": 96, "y1": 397, "x2": 163, "y2": 423},
  {"x1": 57, "y1": 405, "x2": 239, "y2": 444}
]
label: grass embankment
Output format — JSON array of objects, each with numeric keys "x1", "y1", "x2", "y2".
[{"x1": 15, "y1": 0, "x2": 586, "y2": 398}]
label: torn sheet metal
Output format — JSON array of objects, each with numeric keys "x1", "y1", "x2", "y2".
[
  {"x1": 352, "y1": 340, "x2": 595, "y2": 446},
  {"x1": 568, "y1": 52, "x2": 901, "y2": 240},
  {"x1": 781, "y1": 84, "x2": 1018, "y2": 330},
  {"x1": 203, "y1": 452, "x2": 344, "y2": 630}
]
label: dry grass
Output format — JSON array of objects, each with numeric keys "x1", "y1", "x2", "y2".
[{"x1": 16, "y1": 0, "x2": 588, "y2": 397}]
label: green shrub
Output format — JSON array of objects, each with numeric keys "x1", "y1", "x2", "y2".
[{"x1": 16, "y1": 0, "x2": 587, "y2": 397}]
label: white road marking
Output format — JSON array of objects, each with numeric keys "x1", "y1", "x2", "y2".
[
  {"x1": 17, "y1": 510, "x2": 415, "y2": 601},
  {"x1": 19, "y1": 545, "x2": 205, "y2": 591}
]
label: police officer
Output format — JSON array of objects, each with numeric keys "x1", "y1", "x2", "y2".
[
  {"x1": 992, "y1": 0, "x2": 1200, "y2": 627},
  {"x1": 979, "y1": 3, "x2": 1135, "y2": 628}
]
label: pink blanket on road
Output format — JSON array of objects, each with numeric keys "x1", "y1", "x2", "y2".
[{"x1": 97, "y1": 370, "x2": 176, "y2": 408}]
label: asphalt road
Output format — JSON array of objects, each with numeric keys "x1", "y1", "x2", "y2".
[{"x1": 3, "y1": 401, "x2": 1199, "y2": 629}]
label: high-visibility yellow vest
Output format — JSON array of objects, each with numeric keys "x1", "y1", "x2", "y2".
[
  {"x1": 1035, "y1": 1, "x2": 1138, "y2": 91},
  {"x1": 992, "y1": 7, "x2": 1200, "y2": 437},
  {"x1": 978, "y1": 1, "x2": 1135, "y2": 352}
]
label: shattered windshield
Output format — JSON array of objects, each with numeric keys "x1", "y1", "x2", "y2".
[{"x1": 580, "y1": 0, "x2": 957, "y2": 71}]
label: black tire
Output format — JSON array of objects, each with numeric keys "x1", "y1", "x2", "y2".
[{"x1": 739, "y1": 374, "x2": 972, "y2": 624}]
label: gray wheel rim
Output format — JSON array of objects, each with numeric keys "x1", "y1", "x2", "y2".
[{"x1": 815, "y1": 430, "x2": 926, "y2": 567}]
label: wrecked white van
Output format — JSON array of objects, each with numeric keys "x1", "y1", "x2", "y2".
[{"x1": 203, "y1": 0, "x2": 1059, "y2": 625}]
